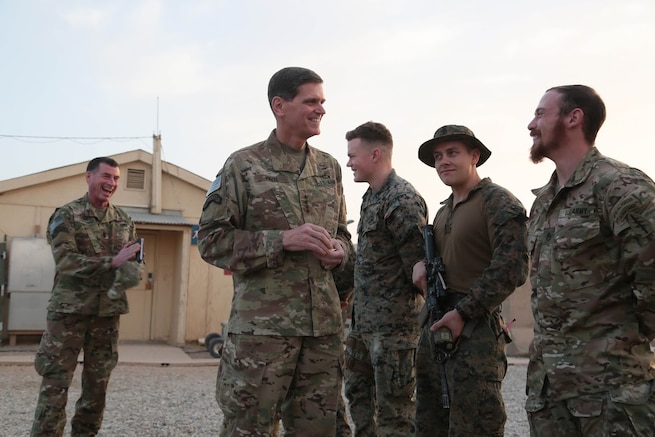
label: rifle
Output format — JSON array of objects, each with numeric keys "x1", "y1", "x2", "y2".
[{"x1": 423, "y1": 224, "x2": 454, "y2": 409}]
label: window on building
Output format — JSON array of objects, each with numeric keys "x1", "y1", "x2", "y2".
[{"x1": 126, "y1": 168, "x2": 146, "y2": 190}]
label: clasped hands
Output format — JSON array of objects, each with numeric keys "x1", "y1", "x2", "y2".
[{"x1": 282, "y1": 223, "x2": 344, "y2": 270}]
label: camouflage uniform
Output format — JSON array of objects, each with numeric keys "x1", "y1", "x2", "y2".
[
  {"x1": 416, "y1": 178, "x2": 528, "y2": 437},
  {"x1": 526, "y1": 147, "x2": 655, "y2": 436},
  {"x1": 345, "y1": 169, "x2": 427, "y2": 437},
  {"x1": 198, "y1": 131, "x2": 355, "y2": 437},
  {"x1": 31, "y1": 193, "x2": 141, "y2": 437},
  {"x1": 337, "y1": 350, "x2": 353, "y2": 437},
  {"x1": 337, "y1": 261, "x2": 355, "y2": 437},
  {"x1": 107, "y1": 260, "x2": 142, "y2": 299}
]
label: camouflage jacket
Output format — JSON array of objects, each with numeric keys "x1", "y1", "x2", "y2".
[
  {"x1": 527, "y1": 147, "x2": 655, "y2": 402},
  {"x1": 352, "y1": 170, "x2": 427, "y2": 334},
  {"x1": 198, "y1": 131, "x2": 355, "y2": 337},
  {"x1": 46, "y1": 193, "x2": 139, "y2": 316},
  {"x1": 433, "y1": 178, "x2": 528, "y2": 320}
]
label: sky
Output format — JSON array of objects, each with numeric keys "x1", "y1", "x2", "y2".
[{"x1": 2, "y1": 0, "x2": 655, "y2": 233}]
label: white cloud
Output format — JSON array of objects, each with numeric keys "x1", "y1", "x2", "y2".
[
  {"x1": 60, "y1": 6, "x2": 111, "y2": 30},
  {"x1": 103, "y1": 45, "x2": 216, "y2": 97}
]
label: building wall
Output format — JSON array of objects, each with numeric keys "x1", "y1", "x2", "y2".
[
  {"x1": 0, "y1": 176, "x2": 84, "y2": 238},
  {"x1": 0, "y1": 152, "x2": 235, "y2": 346},
  {"x1": 186, "y1": 252, "x2": 234, "y2": 341},
  {"x1": 502, "y1": 279, "x2": 534, "y2": 357}
]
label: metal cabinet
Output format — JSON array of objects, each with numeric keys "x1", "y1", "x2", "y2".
[{"x1": 7, "y1": 237, "x2": 54, "y2": 334}]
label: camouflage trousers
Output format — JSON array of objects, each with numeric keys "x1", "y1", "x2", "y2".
[
  {"x1": 216, "y1": 333, "x2": 344, "y2": 437},
  {"x1": 344, "y1": 331, "x2": 418, "y2": 437},
  {"x1": 336, "y1": 388, "x2": 352, "y2": 437},
  {"x1": 416, "y1": 315, "x2": 507, "y2": 437},
  {"x1": 270, "y1": 384, "x2": 351, "y2": 436},
  {"x1": 31, "y1": 312, "x2": 120, "y2": 437},
  {"x1": 526, "y1": 378, "x2": 655, "y2": 436}
]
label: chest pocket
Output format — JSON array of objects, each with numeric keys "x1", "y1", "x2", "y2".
[
  {"x1": 356, "y1": 204, "x2": 384, "y2": 266},
  {"x1": 78, "y1": 219, "x2": 108, "y2": 255},
  {"x1": 82, "y1": 218, "x2": 130, "y2": 256},
  {"x1": 308, "y1": 174, "x2": 338, "y2": 230},
  {"x1": 553, "y1": 218, "x2": 613, "y2": 290},
  {"x1": 358, "y1": 202, "x2": 382, "y2": 238},
  {"x1": 358, "y1": 217, "x2": 378, "y2": 236}
]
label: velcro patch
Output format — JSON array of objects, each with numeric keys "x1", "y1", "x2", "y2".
[
  {"x1": 48, "y1": 216, "x2": 64, "y2": 235},
  {"x1": 203, "y1": 193, "x2": 222, "y2": 210},
  {"x1": 614, "y1": 197, "x2": 638, "y2": 224},
  {"x1": 206, "y1": 175, "x2": 222, "y2": 197}
]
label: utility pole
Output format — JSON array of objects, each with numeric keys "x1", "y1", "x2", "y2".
[{"x1": 151, "y1": 134, "x2": 162, "y2": 214}]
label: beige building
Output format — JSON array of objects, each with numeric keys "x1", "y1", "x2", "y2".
[
  {"x1": 0, "y1": 140, "x2": 534, "y2": 355},
  {"x1": 502, "y1": 279, "x2": 533, "y2": 357},
  {"x1": 0, "y1": 140, "x2": 233, "y2": 346}
]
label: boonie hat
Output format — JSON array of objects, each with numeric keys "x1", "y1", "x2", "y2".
[{"x1": 418, "y1": 124, "x2": 492, "y2": 168}]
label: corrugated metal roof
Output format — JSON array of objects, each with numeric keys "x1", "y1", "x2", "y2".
[{"x1": 122, "y1": 207, "x2": 195, "y2": 226}]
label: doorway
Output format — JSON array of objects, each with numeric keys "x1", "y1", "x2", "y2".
[{"x1": 119, "y1": 231, "x2": 157, "y2": 340}]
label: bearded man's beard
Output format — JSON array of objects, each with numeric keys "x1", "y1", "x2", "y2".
[
  {"x1": 530, "y1": 141, "x2": 547, "y2": 164},
  {"x1": 529, "y1": 118, "x2": 565, "y2": 164}
]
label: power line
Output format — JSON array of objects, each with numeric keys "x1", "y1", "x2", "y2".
[
  {"x1": 0, "y1": 134, "x2": 150, "y2": 140},
  {"x1": 0, "y1": 134, "x2": 152, "y2": 147}
]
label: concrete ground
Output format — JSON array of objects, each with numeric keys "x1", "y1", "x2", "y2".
[
  {"x1": 0, "y1": 339, "x2": 528, "y2": 367},
  {"x1": 0, "y1": 340, "x2": 219, "y2": 367},
  {"x1": 0, "y1": 339, "x2": 530, "y2": 436}
]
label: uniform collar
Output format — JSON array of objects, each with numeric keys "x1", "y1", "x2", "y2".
[
  {"x1": 441, "y1": 177, "x2": 492, "y2": 206},
  {"x1": 265, "y1": 130, "x2": 313, "y2": 173},
  {"x1": 531, "y1": 147, "x2": 601, "y2": 198},
  {"x1": 82, "y1": 193, "x2": 119, "y2": 222}
]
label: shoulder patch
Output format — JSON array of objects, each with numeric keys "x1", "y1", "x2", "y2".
[
  {"x1": 613, "y1": 196, "x2": 639, "y2": 225},
  {"x1": 206, "y1": 175, "x2": 222, "y2": 197},
  {"x1": 203, "y1": 192, "x2": 223, "y2": 210},
  {"x1": 48, "y1": 215, "x2": 64, "y2": 235}
]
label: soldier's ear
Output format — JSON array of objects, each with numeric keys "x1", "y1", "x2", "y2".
[
  {"x1": 470, "y1": 148, "x2": 481, "y2": 166},
  {"x1": 567, "y1": 107, "x2": 584, "y2": 128},
  {"x1": 271, "y1": 96, "x2": 285, "y2": 117}
]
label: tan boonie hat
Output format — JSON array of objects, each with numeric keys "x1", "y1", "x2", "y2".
[{"x1": 418, "y1": 124, "x2": 492, "y2": 168}]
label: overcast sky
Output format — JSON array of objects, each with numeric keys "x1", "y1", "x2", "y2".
[{"x1": 2, "y1": 0, "x2": 654, "y2": 232}]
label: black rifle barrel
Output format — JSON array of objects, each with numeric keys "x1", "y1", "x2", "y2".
[{"x1": 423, "y1": 224, "x2": 452, "y2": 409}]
